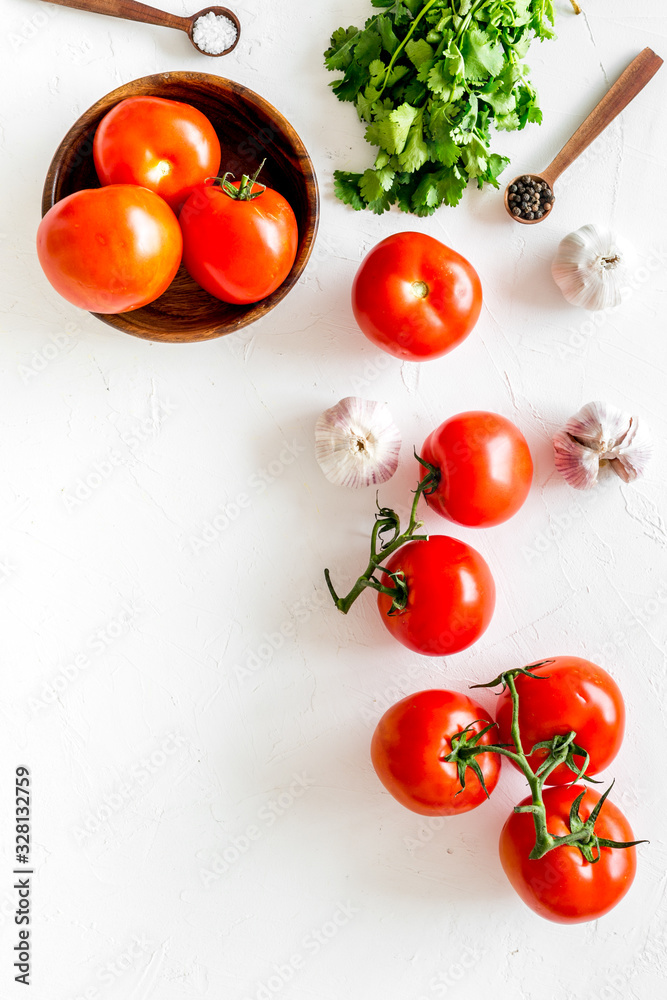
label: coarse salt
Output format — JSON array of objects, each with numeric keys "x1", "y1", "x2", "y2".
[{"x1": 192, "y1": 11, "x2": 238, "y2": 55}]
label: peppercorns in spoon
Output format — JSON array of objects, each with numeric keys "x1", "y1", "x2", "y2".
[{"x1": 505, "y1": 47, "x2": 662, "y2": 226}]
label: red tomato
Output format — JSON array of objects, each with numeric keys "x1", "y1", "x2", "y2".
[
  {"x1": 351, "y1": 232, "x2": 482, "y2": 361},
  {"x1": 499, "y1": 785, "x2": 637, "y2": 923},
  {"x1": 420, "y1": 411, "x2": 533, "y2": 527},
  {"x1": 179, "y1": 177, "x2": 299, "y2": 304},
  {"x1": 371, "y1": 689, "x2": 501, "y2": 816},
  {"x1": 376, "y1": 536, "x2": 495, "y2": 656},
  {"x1": 94, "y1": 96, "x2": 221, "y2": 213},
  {"x1": 495, "y1": 657, "x2": 625, "y2": 785},
  {"x1": 37, "y1": 185, "x2": 182, "y2": 314}
]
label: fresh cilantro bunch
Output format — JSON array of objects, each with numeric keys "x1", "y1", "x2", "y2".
[{"x1": 324, "y1": 0, "x2": 557, "y2": 215}]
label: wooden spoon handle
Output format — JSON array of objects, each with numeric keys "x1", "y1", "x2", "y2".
[
  {"x1": 42, "y1": 0, "x2": 189, "y2": 32},
  {"x1": 542, "y1": 47, "x2": 663, "y2": 188}
]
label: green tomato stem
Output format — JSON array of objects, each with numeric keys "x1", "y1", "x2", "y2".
[
  {"x1": 210, "y1": 158, "x2": 267, "y2": 201},
  {"x1": 324, "y1": 458, "x2": 437, "y2": 615}
]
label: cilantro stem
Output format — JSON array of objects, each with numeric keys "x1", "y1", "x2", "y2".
[
  {"x1": 376, "y1": 0, "x2": 440, "y2": 100},
  {"x1": 454, "y1": 0, "x2": 491, "y2": 44}
]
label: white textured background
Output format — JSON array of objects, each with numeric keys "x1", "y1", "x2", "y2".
[{"x1": 2, "y1": 1, "x2": 667, "y2": 998}]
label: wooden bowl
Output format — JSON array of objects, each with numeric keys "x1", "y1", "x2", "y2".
[{"x1": 42, "y1": 72, "x2": 319, "y2": 343}]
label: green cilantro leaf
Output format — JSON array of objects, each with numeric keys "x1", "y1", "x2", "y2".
[
  {"x1": 413, "y1": 164, "x2": 468, "y2": 210},
  {"x1": 366, "y1": 178, "x2": 400, "y2": 214},
  {"x1": 403, "y1": 79, "x2": 428, "y2": 104},
  {"x1": 461, "y1": 27, "x2": 505, "y2": 82},
  {"x1": 494, "y1": 110, "x2": 520, "y2": 130},
  {"x1": 330, "y1": 60, "x2": 369, "y2": 103},
  {"x1": 508, "y1": 0, "x2": 532, "y2": 26},
  {"x1": 355, "y1": 26, "x2": 383, "y2": 66},
  {"x1": 333, "y1": 172, "x2": 365, "y2": 210},
  {"x1": 359, "y1": 165, "x2": 397, "y2": 202},
  {"x1": 444, "y1": 39, "x2": 465, "y2": 79},
  {"x1": 434, "y1": 164, "x2": 468, "y2": 206},
  {"x1": 324, "y1": 26, "x2": 360, "y2": 72},
  {"x1": 479, "y1": 152, "x2": 509, "y2": 188},
  {"x1": 460, "y1": 135, "x2": 489, "y2": 177},
  {"x1": 356, "y1": 91, "x2": 375, "y2": 122},
  {"x1": 405, "y1": 38, "x2": 434, "y2": 69},
  {"x1": 375, "y1": 102, "x2": 420, "y2": 154},
  {"x1": 427, "y1": 61, "x2": 465, "y2": 102},
  {"x1": 377, "y1": 14, "x2": 400, "y2": 54},
  {"x1": 398, "y1": 108, "x2": 429, "y2": 171}
]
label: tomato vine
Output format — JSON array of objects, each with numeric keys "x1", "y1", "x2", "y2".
[
  {"x1": 445, "y1": 662, "x2": 647, "y2": 861},
  {"x1": 324, "y1": 453, "x2": 439, "y2": 615}
]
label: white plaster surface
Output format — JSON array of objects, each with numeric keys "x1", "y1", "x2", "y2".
[{"x1": 2, "y1": 1, "x2": 667, "y2": 997}]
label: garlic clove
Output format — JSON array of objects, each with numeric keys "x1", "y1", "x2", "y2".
[
  {"x1": 553, "y1": 430, "x2": 602, "y2": 489},
  {"x1": 553, "y1": 401, "x2": 652, "y2": 490},
  {"x1": 552, "y1": 224, "x2": 633, "y2": 312},
  {"x1": 315, "y1": 397, "x2": 402, "y2": 489}
]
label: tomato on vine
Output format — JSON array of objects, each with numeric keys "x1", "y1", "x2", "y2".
[
  {"x1": 324, "y1": 465, "x2": 495, "y2": 657},
  {"x1": 376, "y1": 536, "x2": 495, "y2": 656},
  {"x1": 369, "y1": 662, "x2": 645, "y2": 923},
  {"x1": 499, "y1": 785, "x2": 638, "y2": 923},
  {"x1": 371, "y1": 690, "x2": 501, "y2": 816},
  {"x1": 495, "y1": 657, "x2": 625, "y2": 785}
]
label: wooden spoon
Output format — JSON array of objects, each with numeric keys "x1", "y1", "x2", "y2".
[
  {"x1": 42, "y1": 0, "x2": 240, "y2": 57},
  {"x1": 505, "y1": 47, "x2": 663, "y2": 225}
]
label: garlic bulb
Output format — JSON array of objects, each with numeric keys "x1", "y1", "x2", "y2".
[
  {"x1": 315, "y1": 397, "x2": 401, "y2": 489},
  {"x1": 552, "y1": 224, "x2": 633, "y2": 311},
  {"x1": 553, "y1": 401, "x2": 652, "y2": 490}
]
